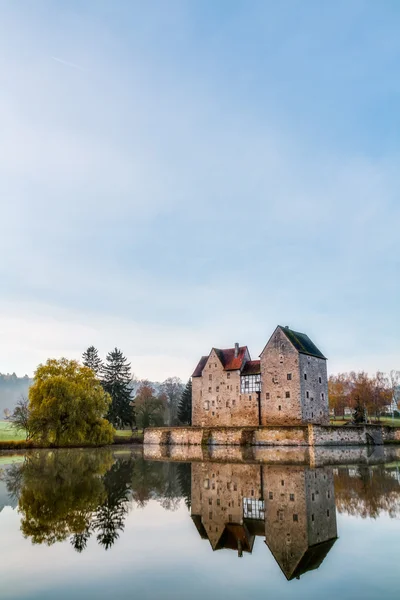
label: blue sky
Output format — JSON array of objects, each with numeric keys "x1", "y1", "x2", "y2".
[{"x1": 1, "y1": 1, "x2": 399, "y2": 380}]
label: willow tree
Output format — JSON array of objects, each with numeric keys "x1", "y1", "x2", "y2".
[{"x1": 28, "y1": 358, "x2": 115, "y2": 446}]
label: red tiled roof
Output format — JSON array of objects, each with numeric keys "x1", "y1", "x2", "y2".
[
  {"x1": 214, "y1": 346, "x2": 248, "y2": 371},
  {"x1": 192, "y1": 356, "x2": 208, "y2": 377},
  {"x1": 241, "y1": 360, "x2": 261, "y2": 375}
]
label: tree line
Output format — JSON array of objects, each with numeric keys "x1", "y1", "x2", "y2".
[
  {"x1": 9, "y1": 345, "x2": 193, "y2": 446},
  {"x1": 329, "y1": 370, "x2": 400, "y2": 421},
  {"x1": 82, "y1": 345, "x2": 192, "y2": 429}
]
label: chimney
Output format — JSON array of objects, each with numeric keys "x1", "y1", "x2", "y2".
[{"x1": 234, "y1": 342, "x2": 239, "y2": 358}]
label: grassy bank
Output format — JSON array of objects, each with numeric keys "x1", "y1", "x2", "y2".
[
  {"x1": 330, "y1": 417, "x2": 400, "y2": 427},
  {"x1": 0, "y1": 420, "x2": 143, "y2": 448}
]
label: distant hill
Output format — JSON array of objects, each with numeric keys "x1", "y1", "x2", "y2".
[{"x1": 0, "y1": 374, "x2": 33, "y2": 416}]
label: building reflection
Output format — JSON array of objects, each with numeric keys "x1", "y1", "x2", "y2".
[{"x1": 191, "y1": 463, "x2": 337, "y2": 580}]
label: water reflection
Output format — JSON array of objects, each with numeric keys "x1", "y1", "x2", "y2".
[
  {"x1": 191, "y1": 463, "x2": 337, "y2": 579},
  {"x1": 0, "y1": 450, "x2": 192, "y2": 552},
  {"x1": 1, "y1": 448, "x2": 400, "y2": 583}
]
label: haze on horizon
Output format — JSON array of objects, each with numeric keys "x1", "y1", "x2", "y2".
[{"x1": 1, "y1": 1, "x2": 399, "y2": 382}]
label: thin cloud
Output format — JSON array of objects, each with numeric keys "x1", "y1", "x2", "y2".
[{"x1": 51, "y1": 56, "x2": 85, "y2": 71}]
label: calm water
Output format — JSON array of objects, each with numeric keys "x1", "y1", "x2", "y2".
[{"x1": 1, "y1": 446, "x2": 400, "y2": 600}]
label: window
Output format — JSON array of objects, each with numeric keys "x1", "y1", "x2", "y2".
[
  {"x1": 217, "y1": 499, "x2": 220, "y2": 506},
  {"x1": 312, "y1": 514, "x2": 315, "y2": 522},
  {"x1": 278, "y1": 405, "x2": 282, "y2": 411},
  {"x1": 208, "y1": 498, "x2": 212, "y2": 505},
  {"x1": 234, "y1": 484, "x2": 237, "y2": 491},
  {"x1": 227, "y1": 372, "x2": 230, "y2": 379},
  {"x1": 290, "y1": 493, "x2": 295, "y2": 501},
  {"x1": 209, "y1": 374, "x2": 212, "y2": 380},
  {"x1": 204, "y1": 401, "x2": 210, "y2": 411},
  {"x1": 306, "y1": 391, "x2": 309, "y2": 399},
  {"x1": 232, "y1": 399, "x2": 236, "y2": 406},
  {"x1": 286, "y1": 391, "x2": 290, "y2": 398},
  {"x1": 204, "y1": 479, "x2": 209, "y2": 489},
  {"x1": 319, "y1": 376, "x2": 322, "y2": 384},
  {"x1": 287, "y1": 373, "x2": 292, "y2": 380},
  {"x1": 216, "y1": 386, "x2": 219, "y2": 392},
  {"x1": 249, "y1": 395, "x2": 252, "y2": 400},
  {"x1": 241, "y1": 374, "x2": 261, "y2": 393},
  {"x1": 311, "y1": 412, "x2": 314, "y2": 418},
  {"x1": 311, "y1": 397, "x2": 314, "y2": 402},
  {"x1": 212, "y1": 401, "x2": 215, "y2": 406},
  {"x1": 327, "y1": 510, "x2": 330, "y2": 517},
  {"x1": 269, "y1": 492, "x2": 273, "y2": 500},
  {"x1": 281, "y1": 480, "x2": 285, "y2": 486},
  {"x1": 321, "y1": 392, "x2": 324, "y2": 400},
  {"x1": 278, "y1": 510, "x2": 284, "y2": 521},
  {"x1": 312, "y1": 493, "x2": 315, "y2": 501},
  {"x1": 266, "y1": 392, "x2": 270, "y2": 399},
  {"x1": 304, "y1": 373, "x2": 307, "y2": 380},
  {"x1": 212, "y1": 411, "x2": 215, "y2": 416},
  {"x1": 279, "y1": 354, "x2": 284, "y2": 363},
  {"x1": 293, "y1": 514, "x2": 298, "y2": 522},
  {"x1": 208, "y1": 387, "x2": 211, "y2": 392},
  {"x1": 226, "y1": 401, "x2": 230, "y2": 408}
]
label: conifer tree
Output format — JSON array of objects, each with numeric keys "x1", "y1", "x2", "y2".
[
  {"x1": 177, "y1": 379, "x2": 192, "y2": 425},
  {"x1": 101, "y1": 348, "x2": 133, "y2": 429},
  {"x1": 82, "y1": 346, "x2": 103, "y2": 376}
]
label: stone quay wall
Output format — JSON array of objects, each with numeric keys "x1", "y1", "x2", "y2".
[{"x1": 144, "y1": 424, "x2": 395, "y2": 448}]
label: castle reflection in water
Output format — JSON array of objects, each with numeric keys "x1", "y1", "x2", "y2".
[{"x1": 190, "y1": 463, "x2": 337, "y2": 580}]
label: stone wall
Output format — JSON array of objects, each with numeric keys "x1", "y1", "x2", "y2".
[{"x1": 144, "y1": 424, "x2": 396, "y2": 448}]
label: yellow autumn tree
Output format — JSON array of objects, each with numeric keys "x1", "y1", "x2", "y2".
[{"x1": 28, "y1": 358, "x2": 115, "y2": 446}]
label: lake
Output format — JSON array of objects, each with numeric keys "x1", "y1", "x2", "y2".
[{"x1": 1, "y1": 445, "x2": 400, "y2": 600}]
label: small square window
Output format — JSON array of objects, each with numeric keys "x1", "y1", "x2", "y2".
[
  {"x1": 290, "y1": 493, "x2": 295, "y2": 501},
  {"x1": 287, "y1": 373, "x2": 292, "y2": 380},
  {"x1": 266, "y1": 392, "x2": 270, "y2": 399},
  {"x1": 285, "y1": 391, "x2": 290, "y2": 398},
  {"x1": 293, "y1": 514, "x2": 298, "y2": 522}
]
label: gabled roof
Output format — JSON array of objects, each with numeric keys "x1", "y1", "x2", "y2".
[
  {"x1": 192, "y1": 346, "x2": 249, "y2": 377},
  {"x1": 265, "y1": 537, "x2": 337, "y2": 581},
  {"x1": 192, "y1": 356, "x2": 208, "y2": 378},
  {"x1": 214, "y1": 346, "x2": 248, "y2": 371},
  {"x1": 241, "y1": 360, "x2": 261, "y2": 376},
  {"x1": 279, "y1": 326, "x2": 326, "y2": 360}
]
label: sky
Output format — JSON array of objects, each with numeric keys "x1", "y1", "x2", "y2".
[{"x1": 1, "y1": 0, "x2": 399, "y2": 381}]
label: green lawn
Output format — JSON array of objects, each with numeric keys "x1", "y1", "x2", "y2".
[
  {"x1": 330, "y1": 416, "x2": 400, "y2": 427},
  {"x1": 0, "y1": 420, "x2": 27, "y2": 441}
]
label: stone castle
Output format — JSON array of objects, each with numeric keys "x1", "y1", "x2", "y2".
[{"x1": 192, "y1": 325, "x2": 329, "y2": 427}]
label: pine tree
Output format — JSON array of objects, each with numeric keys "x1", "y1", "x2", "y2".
[
  {"x1": 82, "y1": 346, "x2": 103, "y2": 376},
  {"x1": 101, "y1": 348, "x2": 133, "y2": 429},
  {"x1": 177, "y1": 379, "x2": 192, "y2": 425},
  {"x1": 353, "y1": 395, "x2": 366, "y2": 424}
]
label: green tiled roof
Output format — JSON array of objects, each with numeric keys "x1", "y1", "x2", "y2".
[{"x1": 280, "y1": 326, "x2": 326, "y2": 360}]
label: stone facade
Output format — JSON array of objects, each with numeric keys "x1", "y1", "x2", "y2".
[
  {"x1": 192, "y1": 347, "x2": 260, "y2": 427},
  {"x1": 192, "y1": 325, "x2": 329, "y2": 428}
]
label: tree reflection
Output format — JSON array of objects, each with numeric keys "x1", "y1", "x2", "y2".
[
  {"x1": 1, "y1": 450, "x2": 192, "y2": 553},
  {"x1": 334, "y1": 466, "x2": 400, "y2": 518}
]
